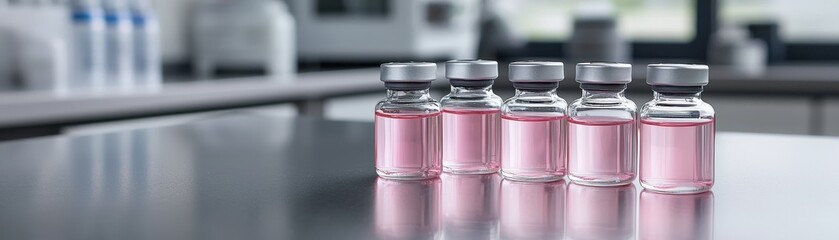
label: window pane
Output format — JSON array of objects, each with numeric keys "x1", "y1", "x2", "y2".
[
  {"x1": 722, "y1": 0, "x2": 839, "y2": 42},
  {"x1": 496, "y1": 0, "x2": 695, "y2": 42}
]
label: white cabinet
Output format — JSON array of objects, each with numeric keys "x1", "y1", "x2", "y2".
[
  {"x1": 706, "y1": 95, "x2": 811, "y2": 135},
  {"x1": 628, "y1": 94, "x2": 811, "y2": 135}
]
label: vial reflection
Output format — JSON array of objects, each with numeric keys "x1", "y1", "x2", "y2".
[
  {"x1": 499, "y1": 179, "x2": 566, "y2": 240},
  {"x1": 374, "y1": 177, "x2": 441, "y2": 240},
  {"x1": 441, "y1": 173, "x2": 500, "y2": 239},
  {"x1": 640, "y1": 190, "x2": 714, "y2": 240},
  {"x1": 567, "y1": 183, "x2": 636, "y2": 240}
]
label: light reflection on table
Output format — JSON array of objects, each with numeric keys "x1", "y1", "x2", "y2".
[{"x1": 374, "y1": 174, "x2": 714, "y2": 240}]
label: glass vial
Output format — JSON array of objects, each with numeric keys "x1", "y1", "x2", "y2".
[
  {"x1": 441, "y1": 60, "x2": 503, "y2": 174},
  {"x1": 568, "y1": 63, "x2": 637, "y2": 186},
  {"x1": 500, "y1": 61, "x2": 567, "y2": 182},
  {"x1": 375, "y1": 62, "x2": 442, "y2": 180},
  {"x1": 640, "y1": 64, "x2": 715, "y2": 194}
]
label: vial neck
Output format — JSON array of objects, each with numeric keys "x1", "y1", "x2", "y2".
[
  {"x1": 450, "y1": 85, "x2": 493, "y2": 95},
  {"x1": 581, "y1": 89, "x2": 625, "y2": 102},
  {"x1": 514, "y1": 89, "x2": 557, "y2": 97},
  {"x1": 386, "y1": 89, "x2": 433, "y2": 102},
  {"x1": 654, "y1": 92, "x2": 702, "y2": 102}
]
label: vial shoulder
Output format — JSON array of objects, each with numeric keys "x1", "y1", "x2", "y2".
[
  {"x1": 441, "y1": 94, "x2": 503, "y2": 110},
  {"x1": 376, "y1": 99, "x2": 441, "y2": 114},
  {"x1": 640, "y1": 99, "x2": 715, "y2": 119},
  {"x1": 502, "y1": 96, "x2": 568, "y2": 115},
  {"x1": 569, "y1": 97, "x2": 637, "y2": 110},
  {"x1": 569, "y1": 99, "x2": 637, "y2": 119}
]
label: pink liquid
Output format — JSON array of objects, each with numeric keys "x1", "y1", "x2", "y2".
[
  {"x1": 501, "y1": 114, "x2": 566, "y2": 182},
  {"x1": 375, "y1": 111, "x2": 442, "y2": 179},
  {"x1": 640, "y1": 118, "x2": 715, "y2": 193},
  {"x1": 568, "y1": 116, "x2": 636, "y2": 186},
  {"x1": 639, "y1": 190, "x2": 714, "y2": 240},
  {"x1": 566, "y1": 183, "x2": 636, "y2": 240},
  {"x1": 441, "y1": 173, "x2": 500, "y2": 238},
  {"x1": 499, "y1": 179, "x2": 566, "y2": 240},
  {"x1": 442, "y1": 108, "x2": 501, "y2": 174},
  {"x1": 374, "y1": 178, "x2": 441, "y2": 239}
]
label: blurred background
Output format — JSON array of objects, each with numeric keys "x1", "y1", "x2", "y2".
[{"x1": 1, "y1": 0, "x2": 838, "y2": 140}]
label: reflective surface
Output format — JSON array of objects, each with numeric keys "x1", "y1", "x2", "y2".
[{"x1": 1, "y1": 114, "x2": 839, "y2": 239}]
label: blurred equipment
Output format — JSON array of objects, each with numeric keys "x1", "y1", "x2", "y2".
[
  {"x1": 708, "y1": 26, "x2": 767, "y2": 75},
  {"x1": 477, "y1": 0, "x2": 525, "y2": 59},
  {"x1": 288, "y1": 0, "x2": 480, "y2": 62},
  {"x1": 0, "y1": 29, "x2": 12, "y2": 90},
  {"x1": 0, "y1": 2, "x2": 70, "y2": 92},
  {"x1": 129, "y1": 0, "x2": 162, "y2": 90},
  {"x1": 747, "y1": 22, "x2": 785, "y2": 64},
  {"x1": 192, "y1": 0, "x2": 296, "y2": 80},
  {"x1": 565, "y1": 1, "x2": 630, "y2": 63}
]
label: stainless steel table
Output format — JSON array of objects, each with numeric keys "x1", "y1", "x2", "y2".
[{"x1": 0, "y1": 114, "x2": 837, "y2": 239}]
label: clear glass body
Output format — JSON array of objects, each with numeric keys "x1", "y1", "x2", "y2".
[
  {"x1": 566, "y1": 183, "x2": 636, "y2": 240},
  {"x1": 374, "y1": 178, "x2": 441, "y2": 239},
  {"x1": 375, "y1": 89, "x2": 442, "y2": 180},
  {"x1": 440, "y1": 85, "x2": 503, "y2": 174},
  {"x1": 568, "y1": 88, "x2": 637, "y2": 186},
  {"x1": 500, "y1": 89, "x2": 567, "y2": 182},
  {"x1": 639, "y1": 190, "x2": 714, "y2": 240},
  {"x1": 639, "y1": 91, "x2": 715, "y2": 194},
  {"x1": 499, "y1": 179, "x2": 566, "y2": 239},
  {"x1": 441, "y1": 173, "x2": 500, "y2": 239}
]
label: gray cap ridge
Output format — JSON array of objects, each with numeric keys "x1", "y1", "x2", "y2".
[
  {"x1": 380, "y1": 62, "x2": 437, "y2": 82},
  {"x1": 508, "y1": 61, "x2": 565, "y2": 83},
  {"x1": 575, "y1": 62, "x2": 632, "y2": 84},
  {"x1": 646, "y1": 64, "x2": 709, "y2": 86},
  {"x1": 445, "y1": 60, "x2": 499, "y2": 80}
]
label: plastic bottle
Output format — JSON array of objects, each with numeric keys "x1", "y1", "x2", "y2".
[
  {"x1": 70, "y1": 0, "x2": 106, "y2": 91},
  {"x1": 102, "y1": 0, "x2": 133, "y2": 91},
  {"x1": 128, "y1": 0, "x2": 161, "y2": 90}
]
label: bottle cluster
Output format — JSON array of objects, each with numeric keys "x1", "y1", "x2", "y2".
[
  {"x1": 70, "y1": 0, "x2": 161, "y2": 92},
  {"x1": 374, "y1": 60, "x2": 715, "y2": 194}
]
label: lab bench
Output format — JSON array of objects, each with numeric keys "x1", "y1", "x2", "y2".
[
  {"x1": 0, "y1": 114, "x2": 837, "y2": 239},
  {"x1": 0, "y1": 64, "x2": 838, "y2": 140}
]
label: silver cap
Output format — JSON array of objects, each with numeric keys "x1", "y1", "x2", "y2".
[
  {"x1": 445, "y1": 60, "x2": 498, "y2": 80},
  {"x1": 646, "y1": 64, "x2": 709, "y2": 86},
  {"x1": 380, "y1": 62, "x2": 437, "y2": 82},
  {"x1": 508, "y1": 61, "x2": 565, "y2": 83},
  {"x1": 575, "y1": 62, "x2": 632, "y2": 84}
]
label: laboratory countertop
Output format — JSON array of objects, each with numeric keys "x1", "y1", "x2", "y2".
[
  {"x1": 1, "y1": 63, "x2": 838, "y2": 132},
  {"x1": 1, "y1": 115, "x2": 838, "y2": 239}
]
